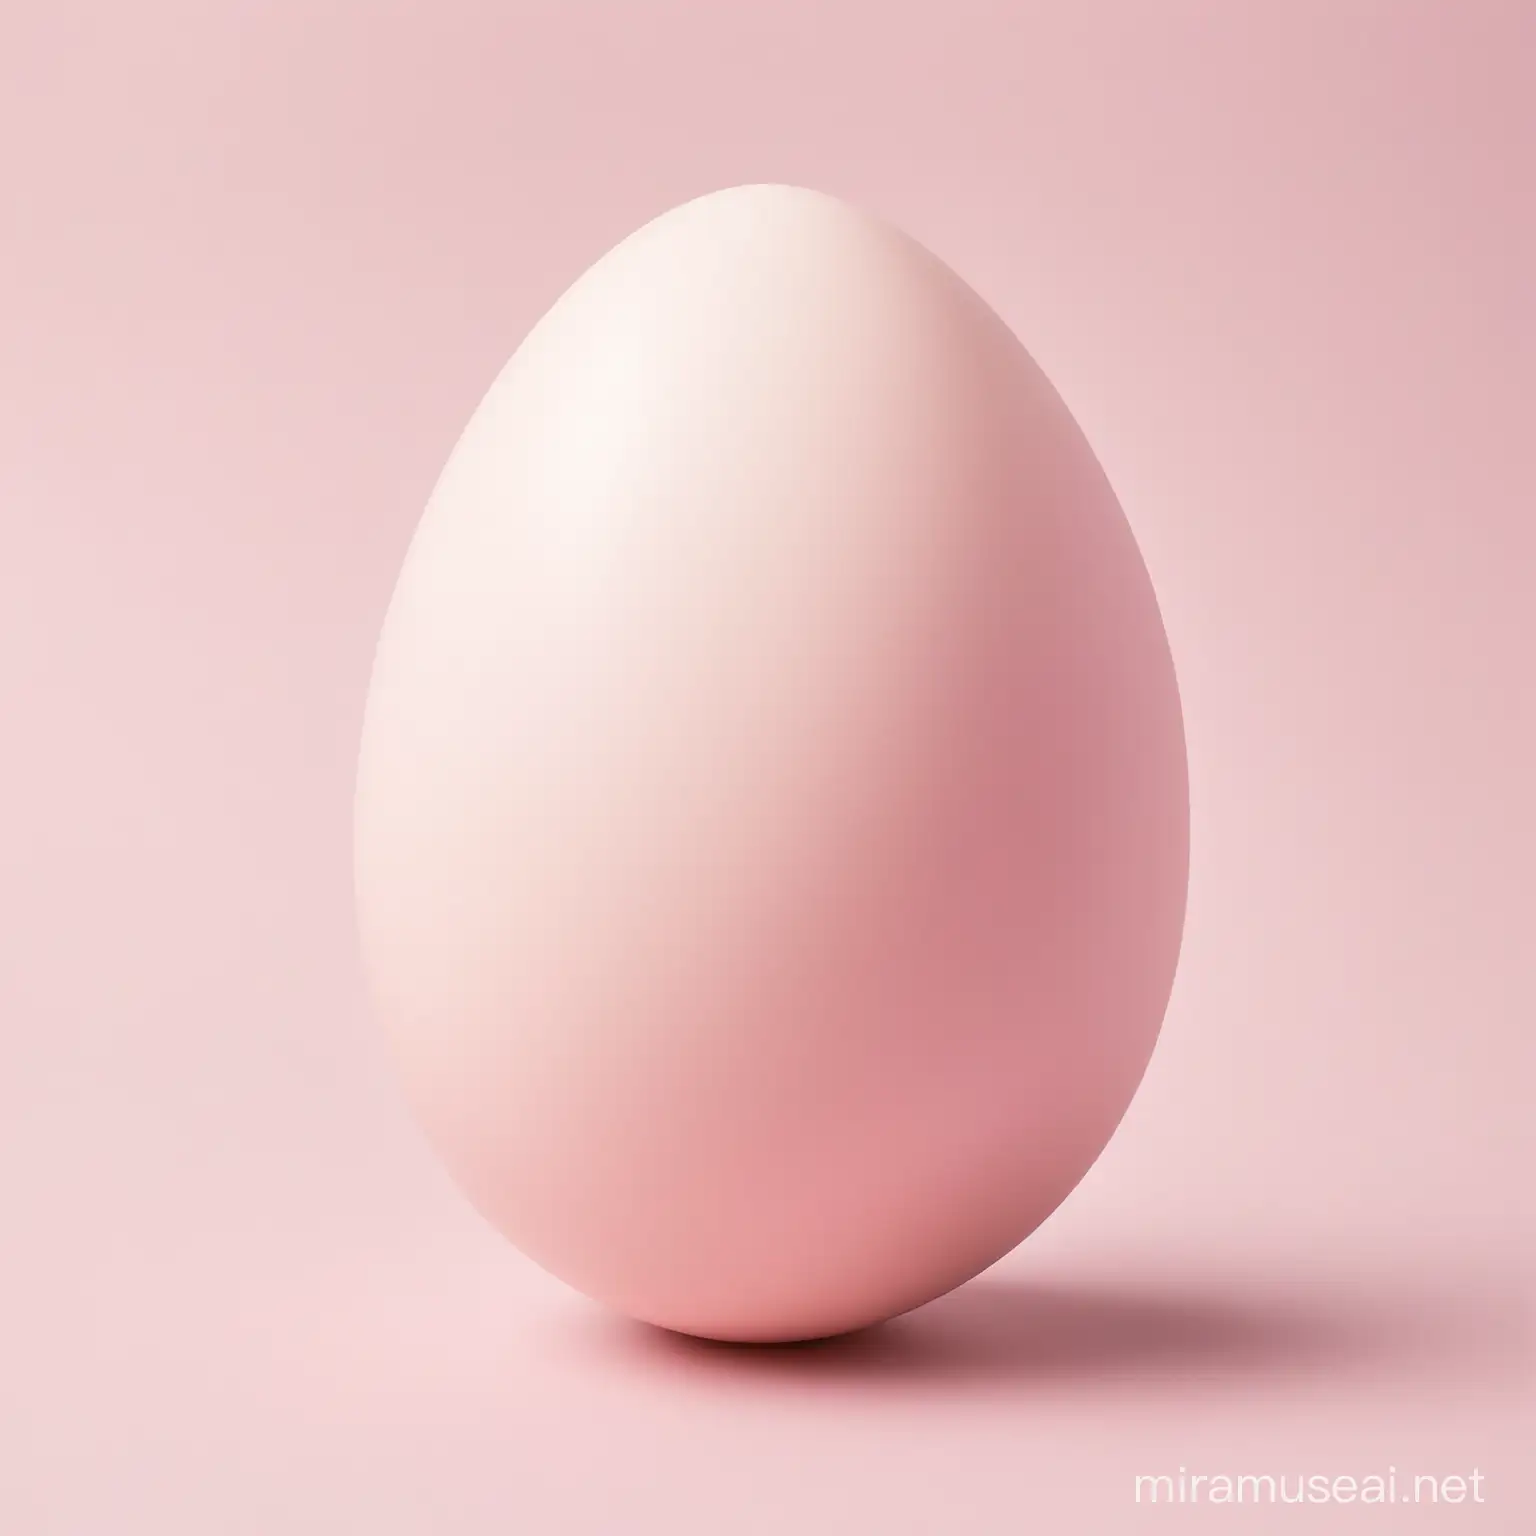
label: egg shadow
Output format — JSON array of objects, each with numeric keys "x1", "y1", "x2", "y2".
[{"x1": 559, "y1": 1266, "x2": 1531, "y2": 1398}]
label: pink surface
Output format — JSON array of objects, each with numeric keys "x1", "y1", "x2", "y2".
[
  {"x1": 1, "y1": 1, "x2": 1530, "y2": 1530},
  {"x1": 355, "y1": 184, "x2": 1188, "y2": 1343}
]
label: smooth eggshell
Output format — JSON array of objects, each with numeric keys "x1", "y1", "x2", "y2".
[{"x1": 354, "y1": 184, "x2": 1188, "y2": 1343}]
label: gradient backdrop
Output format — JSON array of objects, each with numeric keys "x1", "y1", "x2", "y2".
[{"x1": 2, "y1": 2, "x2": 1531, "y2": 1531}]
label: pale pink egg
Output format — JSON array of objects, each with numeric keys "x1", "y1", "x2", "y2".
[{"x1": 354, "y1": 184, "x2": 1187, "y2": 1343}]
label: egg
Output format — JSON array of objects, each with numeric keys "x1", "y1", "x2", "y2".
[{"x1": 353, "y1": 184, "x2": 1188, "y2": 1344}]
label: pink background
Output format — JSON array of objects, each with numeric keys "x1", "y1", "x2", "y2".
[{"x1": 1, "y1": 2, "x2": 1530, "y2": 1531}]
